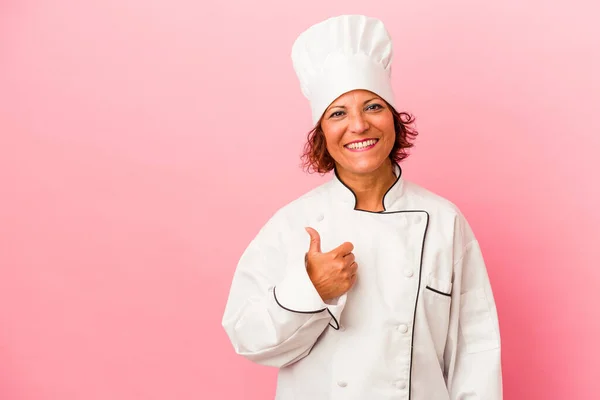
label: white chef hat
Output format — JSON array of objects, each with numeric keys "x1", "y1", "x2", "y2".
[{"x1": 291, "y1": 14, "x2": 396, "y2": 125}]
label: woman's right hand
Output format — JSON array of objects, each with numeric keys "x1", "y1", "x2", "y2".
[{"x1": 304, "y1": 227, "x2": 358, "y2": 301}]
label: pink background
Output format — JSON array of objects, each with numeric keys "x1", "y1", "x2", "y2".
[{"x1": 1, "y1": 1, "x2": 599, "y2": 399}]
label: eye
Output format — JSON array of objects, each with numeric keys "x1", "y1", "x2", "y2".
[
  {"x1": 365, "y1": 103, "x2": 383, "y2": 111},
  {"x1": 329, "y1": 110, "x2": 345, "y2": 118}
]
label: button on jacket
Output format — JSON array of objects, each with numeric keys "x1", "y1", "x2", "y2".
[{"x1": 222, "y1": 164, "x2": 503, "y2": 399}]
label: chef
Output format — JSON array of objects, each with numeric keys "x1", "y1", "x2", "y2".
[{"x1": 222, "y1": 14, "x2": 503, "y2": 400}]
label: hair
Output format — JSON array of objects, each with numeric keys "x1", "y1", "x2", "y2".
[{"x1": 300, "y1": 103, "x2": 419, "y2": 174}]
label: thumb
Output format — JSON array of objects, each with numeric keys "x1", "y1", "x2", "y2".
[{"x1": 305, "y1": 227, "x2": 321, "y2": 254}]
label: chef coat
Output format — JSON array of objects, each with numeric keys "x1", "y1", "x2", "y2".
[{"x1": 222, "y1": 163, "x2": 503, "y2": 399}]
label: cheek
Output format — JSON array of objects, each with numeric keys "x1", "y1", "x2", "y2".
[
  {"x1": 385, "y1": 126, "x2": 396, "y2": 146},
  {"x1": 376, "y1": 118, "x2": 396, "y2": 146},
  {"x1": 322, "y1": 126, "x2": 345, "y2": 150}
]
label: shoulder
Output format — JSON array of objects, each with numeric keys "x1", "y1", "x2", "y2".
[
  {"x1": 401, "y1": 178, "x2": 476, "y2": 242},
  {"x1": 269, "y1": 180, "x2": 331, "y2": 223},
  {"x1": 252, "y1": 179, "x2": 331, "y2": 239},
  {"x1": 402, "y1": 179, "x2": 462, "y2": 215}
]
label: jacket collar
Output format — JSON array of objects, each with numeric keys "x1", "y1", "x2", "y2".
[{"x1": 328, "y1": 162, "x2": 405, "y2": 212}]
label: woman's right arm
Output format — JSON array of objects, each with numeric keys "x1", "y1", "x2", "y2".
[{"x1": 221, "y1": 214, "x2": 346, "y2": 368}]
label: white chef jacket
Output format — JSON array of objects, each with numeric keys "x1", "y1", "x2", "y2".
[{"x1": 222, "y1": 163, "x2": 502, "y2": 399}]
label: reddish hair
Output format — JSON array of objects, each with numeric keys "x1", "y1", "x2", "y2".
[{"x1": 300, "y1": 105, "x2": 419, "y2": 174}]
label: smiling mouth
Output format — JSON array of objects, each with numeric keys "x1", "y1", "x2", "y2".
[{"x1": 344, "y1": 138, "x2": 379, "y2": 151}]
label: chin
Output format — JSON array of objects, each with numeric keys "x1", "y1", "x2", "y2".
[{"x1": 338, "y1": 156, "x2": 390, "y2": 175}]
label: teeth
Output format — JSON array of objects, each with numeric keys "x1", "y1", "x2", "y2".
[{"x1": 346, "y1": 139, "x2": 377, "y2": 149}]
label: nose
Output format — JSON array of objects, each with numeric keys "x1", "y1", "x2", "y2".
[{"x1": 348, "y1": 112, "x2": 369, "y2": 134}]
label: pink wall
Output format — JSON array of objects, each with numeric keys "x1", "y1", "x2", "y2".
[{"x1": 1, "y1": 1, "x2": 599, "y2": 399}]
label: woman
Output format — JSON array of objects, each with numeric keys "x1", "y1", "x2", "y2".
[{"x1": 222, "y1": 14, "x2": 502, "y2": 400}]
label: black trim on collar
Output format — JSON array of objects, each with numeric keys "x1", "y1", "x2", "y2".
[
  {"x1": 333, "y1": 161, "x2": 402, "y2": 212},
  {"x1": 272, "y1": 286, "x2": 341, "y2": 330}
]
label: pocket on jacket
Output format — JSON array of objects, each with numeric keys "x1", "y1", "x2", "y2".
[
  {"x1": 425, "y1": 274, "x2": 452, "y2": 299},
  {"x1": 423, "y1": 274, "x2": 452, "y2": 363},
  {"x1": 459, "y1": 288, "x2": 500, "y2": 353}
]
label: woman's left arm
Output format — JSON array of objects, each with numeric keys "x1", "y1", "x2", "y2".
[{"x1": 444, "y1": 227, "x2": 503, "y2": 399}]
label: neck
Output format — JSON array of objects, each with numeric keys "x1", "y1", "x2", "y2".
[{"x1": 335, "y1": 160, "x2": 397, "y2": 212}]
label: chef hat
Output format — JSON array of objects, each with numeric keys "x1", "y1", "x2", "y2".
[{"x1": 291, "y1": 14, "x2": 396, "y2": 125}]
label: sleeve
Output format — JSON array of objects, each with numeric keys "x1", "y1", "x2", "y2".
[
  {"x1": 221, "y1": 213, "x2": 347, "y2": 368},
  {"x1": 444, "y1": 225, "x2": 503, "y2": 399}
]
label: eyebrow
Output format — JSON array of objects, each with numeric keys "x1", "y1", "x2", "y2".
[{"x1": 328, "y1": 97, "x2": 380, "y2": 111}]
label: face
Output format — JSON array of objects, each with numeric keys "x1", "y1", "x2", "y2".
[{"x1": 320, "y1": 89, "x2": 396, "y2": 176}]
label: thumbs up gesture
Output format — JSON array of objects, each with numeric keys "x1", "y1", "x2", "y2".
[{"x1": 304, "y1": 227, "x2": 358, "y2": 301}]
